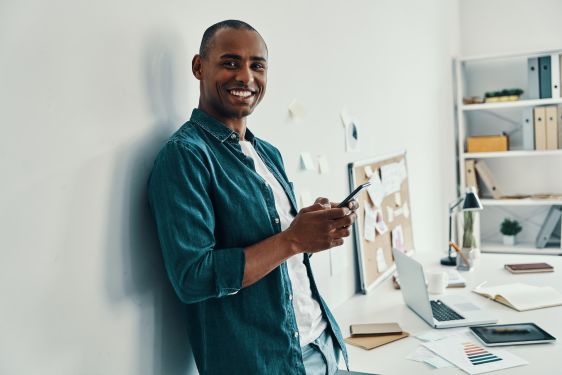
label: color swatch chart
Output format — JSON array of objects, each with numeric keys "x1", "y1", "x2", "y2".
[
  {"x1": 463, "y1": 342, "x2": 502, "y2": 365},
  {"x1": 423, "y1": 334, "x2": 528, "y2": 374}
]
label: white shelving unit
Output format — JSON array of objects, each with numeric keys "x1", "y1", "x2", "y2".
[{"x1": 454, "y1": 49, "x2": 562, "y2": 255}]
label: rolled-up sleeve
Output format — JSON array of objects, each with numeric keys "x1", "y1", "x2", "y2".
[{"x1": 148, "y1": 141, "x2": 245, "y2": 303}]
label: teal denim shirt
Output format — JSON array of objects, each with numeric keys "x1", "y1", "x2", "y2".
[{"x1": 148, "y1": 109, "x2": 348, "y2": 374}]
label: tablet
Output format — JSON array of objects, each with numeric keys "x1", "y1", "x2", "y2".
[{"x1": 469, "y1": 323, "x2": 556, "y2": 346}]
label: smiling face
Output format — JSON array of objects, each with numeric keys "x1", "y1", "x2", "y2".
[{"x1": 192, "y1": 27, "x2": 268, "y2": 130}]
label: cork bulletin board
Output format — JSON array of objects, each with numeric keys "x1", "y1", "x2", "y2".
[{"x1": 348, "y1": 151, "x2": 415, "y2": 293}]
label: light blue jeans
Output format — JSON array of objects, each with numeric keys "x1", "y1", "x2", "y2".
[{"x1": 302, "y1": 329, "x2": 341, "y2": 375}]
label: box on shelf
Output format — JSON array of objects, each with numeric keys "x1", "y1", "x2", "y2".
[{"x1": 467, "y1": 134, "x2": 509, "y2": 153}]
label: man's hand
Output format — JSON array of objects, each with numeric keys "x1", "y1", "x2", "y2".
[{"x1": 282, "y1": 197, "x2": 358, "y2": 255}]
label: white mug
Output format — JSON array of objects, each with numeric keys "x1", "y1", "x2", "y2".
[{"x1": 427, "y1": 270, "x2": 449, "y2": 294}]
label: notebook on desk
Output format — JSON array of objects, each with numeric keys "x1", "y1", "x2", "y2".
[{"x1": 473, "y1": 282, "x2": 562, "y2": 311}]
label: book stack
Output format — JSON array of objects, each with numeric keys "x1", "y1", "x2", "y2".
[{"x1": 532, "y1": 105, "x2": 561, "y2": 150}]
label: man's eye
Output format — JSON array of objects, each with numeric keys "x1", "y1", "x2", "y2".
[
  {"x1": 253, "y1": 63, "x2": 266, "y2": 71},
  {"x1": 223, "y1": 61, "x2": 237, "y2": 68}
]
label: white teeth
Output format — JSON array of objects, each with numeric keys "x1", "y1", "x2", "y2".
[{"x1": 229, "y1": 90, "x2": 252, "y2": 98}]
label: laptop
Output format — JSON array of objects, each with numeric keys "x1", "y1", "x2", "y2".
[{"x1": 392, "y1": 249, "x2": 498, "y2": 329}]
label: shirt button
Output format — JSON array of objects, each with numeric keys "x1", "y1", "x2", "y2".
[
  {"x1": 294, "y1": 331, "x2": 299, "y2": 338},
  {"x1": 230, "y1": 134, "x2": 236, "y2": 140},
  {"x1": 274, "y1": 218, "x2": 280, "y2": 224},
  {"x1": 289, "y1": 294, "x2": 293, "y2": 301}
]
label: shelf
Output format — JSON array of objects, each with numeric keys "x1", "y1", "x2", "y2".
[
  {"x1": 463, "y1": 150, "x2": 562, "y2": 159},
  {"x1": 481, "y1": 242, "x2": 562, "y2": 255},
  {"x1": 481, "y1": 199, "x2": 562, "y2": 207},
  {"x1": 461, "y1": 98, "x2": 562, "y2": 111}
]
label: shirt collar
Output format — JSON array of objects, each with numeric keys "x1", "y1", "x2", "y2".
[{"x1": 190, "y1": 108, "x2": 256, "y2": 145}]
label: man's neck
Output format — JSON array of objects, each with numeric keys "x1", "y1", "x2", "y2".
[{"x1": 198, "y1": 106, "x2": 247, "y2": 141}]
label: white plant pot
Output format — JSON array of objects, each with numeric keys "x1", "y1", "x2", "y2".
[{"x1": 502, "y1": 235, "x2": 515, "y2": 246}]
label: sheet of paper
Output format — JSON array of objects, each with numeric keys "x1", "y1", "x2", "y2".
[
  {"x1": 299, "y1": 190, "x2": 313, "y2": 208},
  {"x1": 364, "y1": 165, "x2": 374, "y2": 178},
  {"x1": 425, "y1": 356, "x2": 454, "y2": 368},
  {"x1": 423, "y1": 333, "x2": 528, "y2": 374},
  {"x1": 299, "y1": 152, "x2": 315, "y2": 171},
  {"x1": 416, "y1": 332, "x2": 447, "y2": 342},
  {"x1": 394, "y1": 192, "x2": 401, "y2": 206},
  {"x1": 366, "y1": 173, "x2": 385, "y2": 207},
  {"x1": 317, "y1": 155, "x2": 330, "y2": 175},
  {"x1": 381, "y1": 162, "x2": 404, "y2": 194},
  {"x1": 374, "y1": 208, "x2": 388, "y2": 235},
  {"x1": 406, "y1": 346, "x2": 454, "y2": 368},
  {"x1": 288, "y1": 98, "x2": 306, "y2": 120},
  {"x1": 376, "y1": 248, "x2": 387, "y2": 272},
  {"x1": 345, "y1": 121, "x2": 360, "y2": 152},
  {"x1": 364, "y1": 203, "x2": 376, "y2": 242}
]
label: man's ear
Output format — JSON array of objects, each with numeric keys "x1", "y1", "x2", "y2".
[{"x1": 192, "y1": 54, "x2": 202, "y2": 80}]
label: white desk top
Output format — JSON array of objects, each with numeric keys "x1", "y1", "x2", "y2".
[{"x1": 334, "y1": 253, "x2": 562, "y2": 374}]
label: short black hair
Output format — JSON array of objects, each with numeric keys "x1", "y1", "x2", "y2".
[{"x1": 199, "y1": 20, "x2": 265, "y2": 58}]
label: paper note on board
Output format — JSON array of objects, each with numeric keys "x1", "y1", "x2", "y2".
[
  {"x1": 376, "y1": 248, "x2": 388, "y2": 272},
  {"x1": 364, "y1": 203, "x2": 376, "y2": 242},
  {"x1": 364, "y1": 165, "x2": 374, "y2": 178},
  {"x1": 394, "y1": 192, "x2": 402, "y2": 206},
  {"x1": 381, "y1": 162, "x2": 404, "y2": 194},
  {"x1": 403, "y1": 202, "x2": 410, "y2": 218},
  {"x1": 366, "y1": 173, "x2": 385, "y2": 207},
  {"x1": 386, "y1": 207, "x2": 395, "y2": 223},
  {"x1": 374, "y1": 208, "x2": 388, "y2": 235},
  {"x1": 392, "y1": 225, "x2": 405, "y2": 252}
]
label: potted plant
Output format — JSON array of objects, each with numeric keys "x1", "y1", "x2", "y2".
[
  {"x1": 459, "y1": 211, "x2": 479, "y2": 269},
  {"x1": 462, "y1": 211, "x2": 477, "y2": 250},
  {"x1": 500, "y1": 218, "x2": 522, "y2": 246}
]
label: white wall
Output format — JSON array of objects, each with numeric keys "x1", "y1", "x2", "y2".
[
  {"x1": 0, "y1": 1, "x2": 459, "y2": 374},
  {"x1": 460, "y1": 0, "x2": 562, "y2": 57}
]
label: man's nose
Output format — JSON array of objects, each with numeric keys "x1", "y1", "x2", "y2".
[{"x1": 235, "y1": 64, "x2": 253, "y2": 85}]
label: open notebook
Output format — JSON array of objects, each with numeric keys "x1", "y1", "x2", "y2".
[{"x1": 473, "y1": 282, "x2": 562, "y2": 311}]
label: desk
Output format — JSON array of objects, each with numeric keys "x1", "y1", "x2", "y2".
[{"x1": 334, "y1": 253, "x2": 562, "y2": 374}]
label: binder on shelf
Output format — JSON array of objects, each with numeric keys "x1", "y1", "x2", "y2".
[
  {"x1": 551, "y1": 54, "x2": 561, "y2": 99},
  {"x1": 545, "y1": 106, "x2": 558, "y2": 150},
  {"x1": 527, "y1": 57, "x2": 539, "y2": 99},
  {"x1": 522, "y1": 107, "x2": 535, "y2": 150},
  {"x1": 539, "y1": 56, "x2": 552, "y2": 99},
  {"x1": 464, "y1": 159, "x2": 478, "y2": 193},
  {"x1": 534, "y1": 106, "x2": 547, "y2": 150},
  {"x1": 474, "y1": 160, "x2": 503, "y2": 199},
  {"x1": 536, "y1": 206, "x2": 562, "y2": 248},
  {"x1": 558, "y1": 104, "x2": 562, "y2": 149}
]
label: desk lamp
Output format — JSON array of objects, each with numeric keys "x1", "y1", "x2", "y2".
[{"x1": 441, "y1": 187, "x2": 483, "y2": 266}]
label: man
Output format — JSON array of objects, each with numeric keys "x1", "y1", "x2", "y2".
[{"x1": 148, "y1": 20, "x2": 357, "y2": 375}]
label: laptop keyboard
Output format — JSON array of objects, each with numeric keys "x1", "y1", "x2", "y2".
[{"x1": 431, "y1": 300, "x2": 464, "y2": 321}]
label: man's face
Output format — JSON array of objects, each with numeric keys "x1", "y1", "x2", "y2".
[{"x1": 193, "y1": 28, "x2": 268, "y2": 125}]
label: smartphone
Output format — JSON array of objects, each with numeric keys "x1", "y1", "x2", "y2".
[
  {"x1": 349, "y1": 322, "x2": 402, "y2": 336},
  {"x1": 337, "y1": 181, "x2": 371, "y2": 208}
]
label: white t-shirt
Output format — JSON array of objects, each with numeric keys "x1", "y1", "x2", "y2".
[{"x1": 239, "y1": 140, "x2": 327, "y2": 346}]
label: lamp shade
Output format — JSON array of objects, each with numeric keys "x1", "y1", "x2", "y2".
[{"x1": 462, "y1": 187, "x2": 483, "y2": 211}]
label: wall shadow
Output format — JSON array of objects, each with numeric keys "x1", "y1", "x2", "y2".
[{"x1": 105, "y1": 32, "x2": 197, "y2": 375}]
